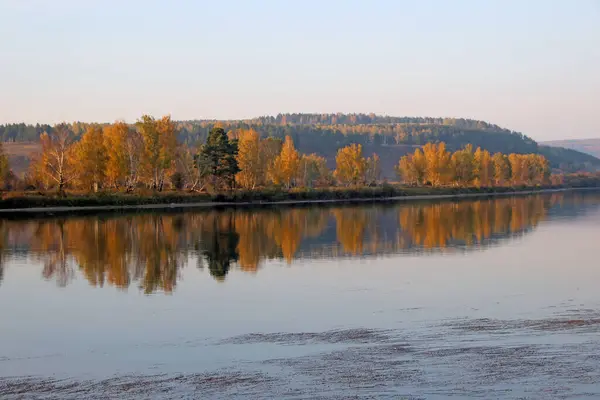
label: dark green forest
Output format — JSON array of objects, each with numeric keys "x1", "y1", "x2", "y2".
[{"x1": 2, "y1": 114, "x2": 598, "y2": 175}]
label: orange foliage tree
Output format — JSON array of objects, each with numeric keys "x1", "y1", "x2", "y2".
[{"x1": 334, "y1": 143, "x2": 367, "y2": 186}]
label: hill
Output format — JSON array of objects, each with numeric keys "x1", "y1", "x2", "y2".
[
  {"x1": 2, "y1": 114, "x2": 599, "y2": 178},
  {"x1": 541, "y1": 139, "x2": 600, "y2": 159},
  {"x1": 175, "y1": 114, "x2": 600, "y2": 175}
]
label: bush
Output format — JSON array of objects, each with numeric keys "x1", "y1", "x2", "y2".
[{"x1": 170, "y1": 172, "x2": 184, "y2": 190}]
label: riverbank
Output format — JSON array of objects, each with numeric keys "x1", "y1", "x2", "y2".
[{"x1": 0, "y1": 185, "x2": 598, "y2": 216}]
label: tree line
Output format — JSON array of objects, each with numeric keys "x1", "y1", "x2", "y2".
[
  {"x1": 2, "y1": 114, "x2": 598, "y2": 171},
  {"x1": 2, "y1": 115, "x2": 385, "y2": 193},
  {"x1": 0, "y1": 114, "x2": 521, "y2": 142},
  {"x1": 396, "y1": 143, "x2": 551, "y2": 187},
  {"x1": 0, "y1": 114, "x2": 569, "y2": 194}
]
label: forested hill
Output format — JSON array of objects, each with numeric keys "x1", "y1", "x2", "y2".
[
  {"x1": 180, "y1": 114, "x2": 600, "y2": 173},
  {"x1": 1, "y1": 114, "x2": 599, "y2": 175}
]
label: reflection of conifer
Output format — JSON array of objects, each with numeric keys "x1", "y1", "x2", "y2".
[{"x1": 200, "y1": 217, "x2": 239, "y2": 281}]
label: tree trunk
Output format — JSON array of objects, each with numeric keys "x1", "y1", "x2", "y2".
[{"x1": 58, "y1": 175, "x2": 65, "y2": 196}]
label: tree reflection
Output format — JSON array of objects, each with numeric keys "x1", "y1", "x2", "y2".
[
  {"x1": 134, "y1": 215, "x2": 182, "y2": 293},
  {"x1": 197, "y1": 213, "x2": 239, "y2": 281},
  {"x1": 397, "y1": 196, "x2": 548, "y2": 249},
  {"x1": 333, "y1": 208, "x2": 369, "y2": 254},
  {"x1": 0, "y1": 192, "x2": 595, "y2": 292},
  {"x1": 34, "y1": 219, "x2": 75, "y2": 287}
]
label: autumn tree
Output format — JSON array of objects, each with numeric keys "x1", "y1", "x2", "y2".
[
  {"x1": 37, "y1": 124, "x2": 76, "y2": 194},
  {"x1": 533, "y1": 154, "x2": 551, "y2": 185},
  {"x1": 506, "y1": 153, "x2": 550, "y2": 185},
  {"x1": 493, "y1": 153, "x2": 511, "y2": 186},
  {"x1": 396, "y1": 149, "x2": 426, "y2": 185},
  {"x1": 235, "y1": 129, "x2": 262, "y2": 190},
  {"x1": 473, "y1": 147, "x2": 493, "y2": 187},
  {"x1": 137, "y1": 115, "x2": 177, "y2": 191},
  {"x1": 334, "y1": 143, "x2": 367, "y2": 186},
  {"x1": 104, "y1": 122, "x2": 142, "y2": 190},
  {"x1": 365, "y1": 153, "x2": 381, "y2": 185},
  {"x1": 73, "y1": 126, "x2": 107, "y2": 192},
  {"x1": 259, "y1": 137, "x2": 282, "y2": 186},
  {"x1": 104, "y1": 123, "x2": 127, "y2": 188},
  {"x1": 422, "y1": 142, "x2": 451, "y2": 186},
  {"x1": 509, "y1": 153, "x2": 526, "y2": 185},
  {"x1": 523, "y1": 154, "x2": 538, "y2": 184},
  {"x1": 270, "y1": 135, "x2": 300, "y2": 188},
  {"x1": 450, "y1": 144, "x2": 475, "y2": 186}
]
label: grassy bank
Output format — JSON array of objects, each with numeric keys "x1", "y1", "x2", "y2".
[{"x1": 1, "y1": 183, "x2": 599, "y2": 211}]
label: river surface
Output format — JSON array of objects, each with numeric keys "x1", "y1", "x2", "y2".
[{"x1": 1, "y1": 191, "x2": 600, "y2": 399}]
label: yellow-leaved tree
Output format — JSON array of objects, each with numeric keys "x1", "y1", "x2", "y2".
[
  {"x1": 235, "y1": 129, "x2": 262, "y2": 190},
  {"x1": 508, "y1": 153, "x2": 526, "y2": 185},
  {"x1": 450, "y1": 144, "x2": 475, "y2": 186},
  {"x1": 73, "y1": 126, "x2": 107, "y2": 192},
  {"x1": 36, "y1": 124, "x2": 77, "y2": 194},
  {"x1": 270, "y1": 135, "x2": 299, "y2": 188},
  {"x1": 334, "y1": 144, "x2": 366, "y2": 186},
  {"x1": 137, "y1": 115, "x2": 177, "y2": 191},
  {"x1": 422, "y1": 142, "x2": 451, "y2": 186},
  {"x1": 104, "y1": 121, "x2": 142, "y2": 190},
  {"x1": 473, "y1": 147, "x2": 493, "y2": 187},
  {"x1": 493, "y1": 152, "x2": 511, "y2": 186},
  {"x1": 396, "y1": 148, "x2": 427, "y2": 185},
  {"x1": 533, "y1": 154, "x2": 551, "y2": 185}
]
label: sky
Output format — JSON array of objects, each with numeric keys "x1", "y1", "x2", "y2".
[{"x1": 0, "y1": 0, "x2": 599, "y2": 140}]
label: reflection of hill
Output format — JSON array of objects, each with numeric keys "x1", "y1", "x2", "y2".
[{"x1": 0, "y1": 191, "x2": 598, "y2": 292}]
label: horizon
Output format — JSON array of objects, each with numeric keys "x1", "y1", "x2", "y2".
[{"x1": 1, "y1": 0, "x2": 599, "y2": 141}]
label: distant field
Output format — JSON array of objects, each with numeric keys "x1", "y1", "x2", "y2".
[
  {"x1": 3, "y1": 142, "x2": 41, "y2": 177},
  {"x1": 542, "y1": 139, "x2": 600, "y2": 159}
]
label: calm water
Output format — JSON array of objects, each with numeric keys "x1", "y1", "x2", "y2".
[{"x1": 1, "y1": 191, "x2": 600, "y2": 399}]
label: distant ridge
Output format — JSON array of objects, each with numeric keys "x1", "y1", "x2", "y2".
[{"x1": 542, "y1": 139, "x2": 600, "y2": 159}]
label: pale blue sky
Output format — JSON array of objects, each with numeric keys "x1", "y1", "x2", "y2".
[{"x1": 1, "y1": 0, "x2": 598, "y2": 140}]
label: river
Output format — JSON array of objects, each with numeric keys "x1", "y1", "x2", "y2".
[{"x1": 1, "y1": 191, "x2": 599, "y2": 399}]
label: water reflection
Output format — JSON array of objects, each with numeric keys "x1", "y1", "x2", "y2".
[{"x1": 0, "y1": 192, "x2": 598, "y2": 292}]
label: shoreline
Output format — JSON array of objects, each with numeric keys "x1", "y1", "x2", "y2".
[{"x1": 0, "y1": 187, "x2": 597, "y2": 216}]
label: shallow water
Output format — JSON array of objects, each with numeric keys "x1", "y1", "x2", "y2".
[{"x1": 1, "y1": 191, "x2": 599, "y2": 399}]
